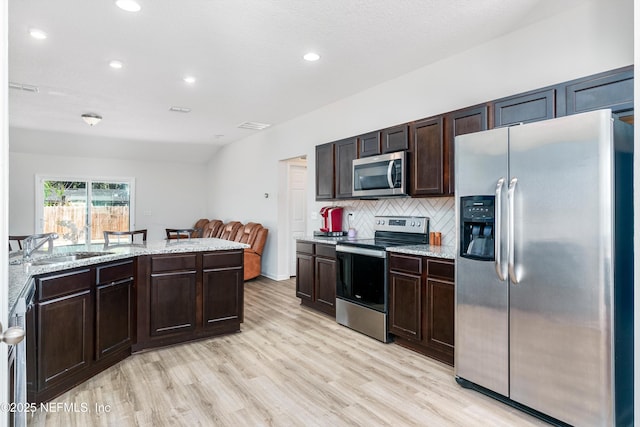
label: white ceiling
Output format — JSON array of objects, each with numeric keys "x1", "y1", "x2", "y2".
[{"x1": 9, "y1": 0, "x2": 585, "y2": 159}]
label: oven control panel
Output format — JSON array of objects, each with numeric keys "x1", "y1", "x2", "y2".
[{"x1": 374, "y1": 216, "x2": 428, "y2": 234}]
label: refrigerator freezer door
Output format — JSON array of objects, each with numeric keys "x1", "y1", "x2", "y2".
[
  {"x1": 508, "y1": 110, "x2": 614, "y2": 426},
  {"x1": 454, "y1": 127, "x2": 509, "y2": 396}
]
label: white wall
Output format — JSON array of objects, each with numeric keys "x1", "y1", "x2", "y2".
[
  {"x1": 206, "y1": 0, "x2": 634, "y2": 280},
  {"x1": 9, "y1": 150, "x2": 208, "y2": 241}
]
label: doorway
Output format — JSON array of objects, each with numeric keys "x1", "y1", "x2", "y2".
[{"x1": 277, "y1": 156, "x2": 307, "y2": 279}]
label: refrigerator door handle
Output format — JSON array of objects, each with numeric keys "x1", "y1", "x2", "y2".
[
  {"x1": 494, "y1": 178, "x2": 506, "y2": 281},
  {"x1": 508, "y1": 177, "x2": 520, "y2": 284}
]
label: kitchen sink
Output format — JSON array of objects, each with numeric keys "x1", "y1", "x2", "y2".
[{"x1": 29, "y1": 251, "x2": 113, "y2": 265}]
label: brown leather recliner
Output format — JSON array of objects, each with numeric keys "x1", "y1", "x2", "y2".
[
  {"x1": 202, "y1": 219, "x2": 223, "y2": 238},
  {"x1": 218, "y1": 221, "x2": 242, "y2": 240},
  {"x1": 233, "y1": 223, "x2": 268, "y2": 281},
  {"x1": 192, "y1": 218, "x2": 209, "y2": 238}
]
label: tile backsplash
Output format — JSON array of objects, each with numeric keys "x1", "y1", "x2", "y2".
[{"x1": 319, "y1": 197, "x2": 455, "y2": 247}]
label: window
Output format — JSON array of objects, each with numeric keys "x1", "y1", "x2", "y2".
[{"x1": 36, "y1": 176, "x2": 135, "y2": 245}]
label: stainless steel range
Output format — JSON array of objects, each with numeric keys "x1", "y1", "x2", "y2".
[{"x1": 335, "y1": 216, "x2": 429, "y2": 342}]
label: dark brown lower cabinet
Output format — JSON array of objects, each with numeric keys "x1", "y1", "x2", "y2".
[
  {"x1": 389, "y1": 272, "x2": 422, "y2": 340},
  {"x1": 150, "y1": 271, "x2": 197, "y2": 336},
  {"x1": 134, "y1": 250, "x2": 244, "y2": 351},
  {"x1": 95, "y1": 261, "x2": 134, "y2": 360},
  {"x1": 202, "y1": 250, "x2": 244, "y2": 328},
  {"x1": 388, "y1": 253, "x2": 455, "y2": 366},
  {"x1": 37, "y1": 290, "x2": 93, "y2": 391},
  {"x1": 28, "y1": 261, "x2": 133, "y2": 404},
  {"x1": 296, "y1": 241, "x2": 336, "y2": 316}
]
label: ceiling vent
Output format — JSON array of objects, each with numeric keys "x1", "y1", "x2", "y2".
[
  {"x1": 9, "y1": 82, "x2": 39, "y2": 93},
  {"x1": 169, "y1": 106, "x2": 191, "y2": 113},
  {"x1": 238, "y1": 121, "x2": 271, "y2": 130}
]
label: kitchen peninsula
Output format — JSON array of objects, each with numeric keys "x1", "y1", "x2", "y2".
[{"x1": 8, "y1": 238, "x2": 247, "y2": 404}]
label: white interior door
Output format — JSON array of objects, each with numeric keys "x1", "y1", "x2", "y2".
[{"x1": 288, "y1": 161, "x2": 307, "y2": 275}]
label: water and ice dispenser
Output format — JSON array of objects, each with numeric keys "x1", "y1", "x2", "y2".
[{"x1": 460, "y1": 196, "x2": 495, "y2": 261}]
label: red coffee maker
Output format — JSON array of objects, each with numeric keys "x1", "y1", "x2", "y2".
[{"x1": 319, "y1": 206, "x2": 344, "y2": 235}]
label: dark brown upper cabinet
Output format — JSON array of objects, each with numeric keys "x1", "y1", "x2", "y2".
[
  {"x1": 563, "y1": 66, "x2": 633, "y2": 117},
  {"x1": 409, "y1": 117, "x2": 444, "y2": 196},
  {"x1": 334, "y1": 138, "x2": 358, "y2": 199},
  {"x1": 382, "y1": 124, "x2": 409, "y2": 153},
  {"x1": 358, "y1": 131, "x2": 381, "y2": 157},
  {"x1": 315, "y1": 142, "x2": 335, "y2": 200},
  {"x1": 444, "y1": 105, "x2": 489, "y2": 195},
  {"x1": 492, "y1": 88, "x2": 555, "y2": 127}
]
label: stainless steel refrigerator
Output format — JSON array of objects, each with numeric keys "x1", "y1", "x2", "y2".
[{"x1": 454, "y1": 109, "x2": 633, "y2": 426}]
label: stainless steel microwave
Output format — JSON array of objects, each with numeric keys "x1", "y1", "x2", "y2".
[{"x1": 352, "y1": 151, "x2": 407, "y2": 197}]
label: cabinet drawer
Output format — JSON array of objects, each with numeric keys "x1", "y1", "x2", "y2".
[
  {"x1": 37, "y1": 268, "x2": 92, "y2": 301},
  {"x1": 151, "y1": 254, "x2": 197, "y2": 273},
  {"x1": 427, "y1": 259, "x2": 454, "y2": 281},
  {"x1": 315, "y1": 244, "x2": 335, "y2": 259},
  {"x1": 203, "y1": 250, "x2": 243, "y2": 269},
  {"x1": 296, "y1": 242, "x2": 314, "y2": 255},
  {"x1": 389, "y1": 254, "x2": 423, "y2": 275},
  {"x1": 96, "y1": 260, "x2": 134, "y2": 285}
]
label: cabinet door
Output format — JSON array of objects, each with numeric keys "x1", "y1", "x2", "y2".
[
  {"x1": 382, "y1": 124, "x2": 409, "y2": 153},
  {"x1": 389, "y1": 272, "x2": 422, "y2": 340},
  {"x1": 95, "y1": 279, "x2": 132, "y2": 360},
  {"x1": 444, "y1": 105, "x2": 488, "y2": 195},
  {"x1": 564, "y1": 67, "x2": 633, "y2": 116},
  {"x1": 149, "y1": 271, "x2": 196, "y2": 336},
  {"x1": 315, "y1": 256, "x2": 336, "y2": 312},
  {"x1": 202, "y1": 268, "x2": 243, "y2": 328},
  {"x1": 425, "y1": 278, "x2": 455, "y2": 354},
  {"x1": 315, "y1": 142, "x2": 335, "y2": 200},
  {"x1": 296, "y1": 253, "x2": 314, "y2": 301},
  {"x1": 359, "y1": 131, "x2": 381, "y2": 157},
  {"x1": 37, "y1": 290, "x2": 93, "y2": 390},
  {"x1": 335, "y1": 138, "x2": 358, "y2": 199},
  {"x1": 410, "y1": 117, "x2": 444, "y2": 196},
  {"x1": 493, "y1": 88, "x2": 555, "y2": 127}
]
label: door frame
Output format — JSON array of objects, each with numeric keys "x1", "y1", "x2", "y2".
[
  {"x1": 287, "y1": 159, "x2": 307, "y2": 275},
  {"x1": 276, "y1": 156, "x2": 307, "y2": 280},
  {"x1": 1, "y1": 2, "x2": 10, "y2": 425}
]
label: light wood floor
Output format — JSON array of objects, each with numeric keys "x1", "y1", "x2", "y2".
[{"x1": 29, "y1": 277, "x2": 547, "y2": 426}]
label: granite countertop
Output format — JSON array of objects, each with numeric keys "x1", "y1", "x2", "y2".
[
  {"x1": 386, "y1": 244, "x2": 456, "y2": 260},
  {"x1": 297, "y1": 236, "x2": 455, "y2": 260},
  {"x1": 296, "y1": 236, "x2": 356, "y2": 245},
  {"x1": 8, "y1": 238, "x2": 248, "y2": 316}
]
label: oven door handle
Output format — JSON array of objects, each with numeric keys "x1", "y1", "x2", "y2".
[{"x1": 336, "y1": 245, "x2": 387, "y2": 258}]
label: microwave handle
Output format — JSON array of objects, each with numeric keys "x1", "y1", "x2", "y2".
[{"x1": 387, "y1": 161, "x2": 394, "y2": 188}]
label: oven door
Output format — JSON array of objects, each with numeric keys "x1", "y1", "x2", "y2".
[{"x1": 336, "y1": 245, "x2": 387, "y2": 312}]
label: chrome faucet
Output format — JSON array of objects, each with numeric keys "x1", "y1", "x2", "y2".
[{"x1": 23, "y1": 233, "x2": 59, "y2": 261}]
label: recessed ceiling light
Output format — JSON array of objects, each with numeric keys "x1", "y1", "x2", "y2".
[
  {"x1": 303, "y1": 52, "x2": 320, "y2": 62},
  {"x1": 29, "y1": 28, "x2": 47, "y2": 40},
  {"x1": 183, "y1": 76, "x2": 196, "y2": 84},
  {"x1": 109, "y1": 60, "x2": 123, "y2": 69},
  {"x1": 115, "y1": 0, "x2": 141, "y2": 12}
]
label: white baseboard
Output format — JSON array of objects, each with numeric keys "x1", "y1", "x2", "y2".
[{"x1": 260, "y1": 272, "x2": 291, "y2": 281}]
